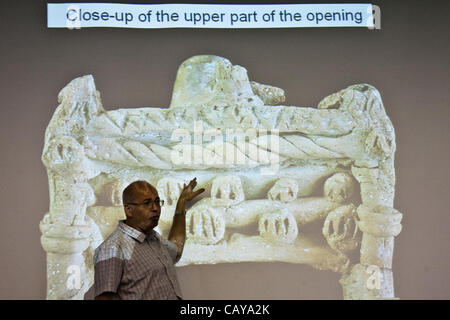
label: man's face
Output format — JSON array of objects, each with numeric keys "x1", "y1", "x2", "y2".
[{"x1": 124, "y1": 186, "x2": 161, "y2": 233}]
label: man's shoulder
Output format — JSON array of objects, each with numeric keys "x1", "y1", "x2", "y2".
[{"x1": 94, "y1": 225, "x2": 128, "y2": 263}]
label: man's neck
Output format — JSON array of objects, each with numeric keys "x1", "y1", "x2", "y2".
[{"x1": 124, "y1": 220, "x2": 148, "y2": 234}]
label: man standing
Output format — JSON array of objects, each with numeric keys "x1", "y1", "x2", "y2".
[{"x1": 93, "y1": 177, "x2": 204, "y2": 300}]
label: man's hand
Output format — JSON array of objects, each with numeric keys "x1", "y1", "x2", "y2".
[{"x1": 178, "y1": 177, "x2": 205, "y2": 205}]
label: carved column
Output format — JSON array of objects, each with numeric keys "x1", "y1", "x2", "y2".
[
  {"x1": 40, "y1": 216, "x2": 91, "y2": 299},
  {"x1": 340, "y1": 166, "x2": 402, "y2": 299},
  {"x1": 40, "y1": 76, "x2": 101, "y2": 299},
  {"x1": 40, "y1": 145, "x2": 96, "y2": 299}
]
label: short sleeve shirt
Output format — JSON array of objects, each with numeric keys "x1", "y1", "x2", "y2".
[{"x1": 93, "y1": 221, "x2": 182, "y2": 300}]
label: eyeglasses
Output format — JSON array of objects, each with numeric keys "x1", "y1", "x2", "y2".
[{"x1": 126, "y1": 199, "x2": 165, "y2": 207}]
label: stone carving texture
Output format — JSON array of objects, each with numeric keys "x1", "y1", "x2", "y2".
[{"x1": 40, "y1": 55, "x2": 402, "y2": 299}]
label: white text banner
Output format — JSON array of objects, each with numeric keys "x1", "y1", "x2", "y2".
[{"x1": 47, "y1": 3, "x2": 376, "y2": 29}]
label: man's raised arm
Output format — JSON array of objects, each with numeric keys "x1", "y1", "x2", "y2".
[{"x1": 168, "y1": 177, "x2": 204, "y2": 261}]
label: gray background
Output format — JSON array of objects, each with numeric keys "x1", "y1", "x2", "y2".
[{"x1": 0, "y1": 0, "x2": 448, "y2": 299}]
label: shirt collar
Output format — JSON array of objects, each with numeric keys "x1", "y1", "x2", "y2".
[
  {"x1": 118, "y1": 221, "x2": 147, "y2": 243},
  {"x1": 146, "y1": 229, "x2": 159, "y2": 241}
]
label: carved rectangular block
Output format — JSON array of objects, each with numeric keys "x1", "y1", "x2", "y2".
[{"x1": 40, "y1": 55, "x2": 401, "y2": 299}]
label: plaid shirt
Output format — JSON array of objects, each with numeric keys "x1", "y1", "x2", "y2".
[{"x1": 93, "y1": 221, "x2": 182, "y2": 300}]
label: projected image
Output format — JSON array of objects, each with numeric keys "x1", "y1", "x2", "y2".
[{"x1": 40, "y1": 55, "x2": 401, "y2": 299}]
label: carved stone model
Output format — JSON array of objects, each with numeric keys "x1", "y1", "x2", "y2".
[{"x1": 40, "y1": 55, "x2": 402, "y2": 300}]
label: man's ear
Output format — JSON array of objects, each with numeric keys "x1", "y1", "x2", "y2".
[{"x1": 124, "y1": 205, "x2": 133, "y2": 219}]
